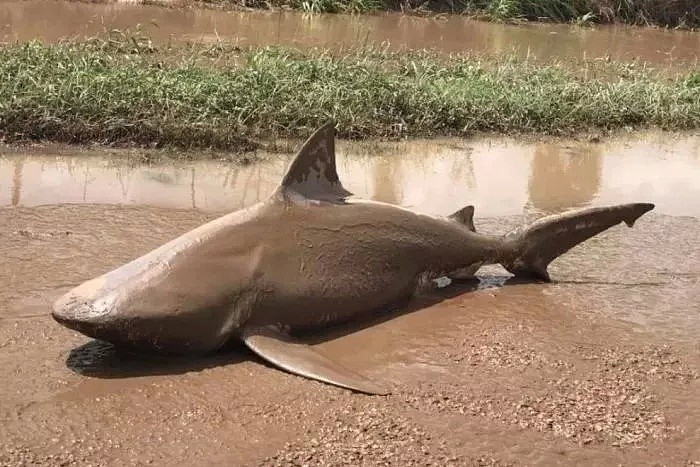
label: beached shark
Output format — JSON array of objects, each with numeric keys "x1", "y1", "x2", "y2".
[{"x1": 52, "y1": 123, "x2": 655, "y2": 395}]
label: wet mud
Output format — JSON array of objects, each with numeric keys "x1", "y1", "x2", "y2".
[
  {"x1": 1, "y1": 0, "x2": 699, "y2": 68},
  {"x1": 1, "y1": 133, "x2": 699, "y2": 465}
]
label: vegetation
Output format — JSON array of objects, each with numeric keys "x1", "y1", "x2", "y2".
[
  {"x1": 0, "y1": 35, "x2": 697, "y2": 152},
  {"x1": 206, "y1": 0, "x2": 700, "y2": 28}
]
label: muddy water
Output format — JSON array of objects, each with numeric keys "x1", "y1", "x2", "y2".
[
  {"x1": 1, "y1": 0, "x2": 699, "y2": 67},
  {"x1": 1, "y1": 133, "x2": 699, "y2": 464},
  {"x1": 2, "y1": 132, "x2": 699, "y2": 216}
]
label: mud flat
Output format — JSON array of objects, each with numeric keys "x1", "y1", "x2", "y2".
[{"x1": 1, "y1": 132, "x2": 699, "y2": 465}]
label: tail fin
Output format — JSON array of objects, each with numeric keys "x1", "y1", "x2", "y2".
[{"x1": 501, "y1": 203, "x2": 655, "y2": 282}]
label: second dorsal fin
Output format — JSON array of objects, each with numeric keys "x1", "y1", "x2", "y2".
[
  {"x1": 448, "y1": 205, "x2": 476, "y2": 232},
  {"x1": 278, "y1": 123, "x2": 352, "y2": 203}
]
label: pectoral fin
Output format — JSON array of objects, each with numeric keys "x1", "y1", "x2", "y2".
[{"x1": 241, "y1": 325, "x2": 388, "y2": 395}]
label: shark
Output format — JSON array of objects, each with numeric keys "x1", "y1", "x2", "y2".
[{"x1": 52, "y1": 123, "x2": 655, "y2": 395}]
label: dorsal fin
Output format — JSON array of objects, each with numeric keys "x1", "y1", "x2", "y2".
[
  {"x1": 278, "y1": 123, "x2": 352, "y2": 203},
  {"x1": 448, "y1": 205, "x2": 476, "y2": 232}
]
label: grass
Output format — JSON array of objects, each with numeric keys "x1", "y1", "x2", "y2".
[
  {"x1": 201, "y1": 0, "x2": 388, "y2": 14},
  {"x1": 0, "y1": 34, "x2": 698, "y2": 152},
  {"x1": 453, "y1": 0, "x2": 699, "y2": 28},
  {"x1": 201, "y1": 0, "x2": 700, "y2": 28}
]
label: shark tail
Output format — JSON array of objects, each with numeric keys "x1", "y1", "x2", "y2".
[{"x1": 500, "y1": 203, "x2": 655, "y2": 282}]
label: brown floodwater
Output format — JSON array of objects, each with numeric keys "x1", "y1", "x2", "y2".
[
  {"x1": 1, "y1": 132, "x2": 699, "y2": 465},
  {"x1": 3, "y1": 131, "x2": 699, "y2": 217},
  {"x1": 1, "y1": 0, "x2": 699, "y2": 67}
]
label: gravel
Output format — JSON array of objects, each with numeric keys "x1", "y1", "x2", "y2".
[{"x1": 263, "y1": 402, "x2": 513, "y2": 466}]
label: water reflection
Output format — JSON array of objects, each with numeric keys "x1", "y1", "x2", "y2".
[
  {"x1": 371, "y1": 158, "x2": 403, "y2": 206},
  {"x1": 527, "y1": 144, "x2": 602, "y2": 214},
  {"x1": 0, "y1": 0, "x2": 698, "y2": 67},
  {"x1": 11, "y1": 159, "x2": 21, "y2": 206},
  {"x1": 2, "y1": 132, "x2": 699, "y2": 218}
]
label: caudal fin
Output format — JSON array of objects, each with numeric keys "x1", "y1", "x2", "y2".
[{"x1": 501, "y1": 203, "x2": 655, "y2": 282}]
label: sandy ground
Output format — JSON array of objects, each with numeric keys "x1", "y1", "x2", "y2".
[{"x1": 1, "y1": 204, "x2": 699, "y2": 466}]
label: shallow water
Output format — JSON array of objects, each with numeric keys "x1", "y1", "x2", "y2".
[
  {"x1": 1, "y1": 0, "x2": 699, "y2": 67},
  {"x1": 3, "y1": 131, "x2": 699, "y2": 217},
  {"x1": 0, "y1": 132, "x2": 699, "y2": 464}
]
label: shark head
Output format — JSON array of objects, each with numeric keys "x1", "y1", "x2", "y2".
[{"x1": 50, "y1": 263, "x2": 242, "y2": 354}]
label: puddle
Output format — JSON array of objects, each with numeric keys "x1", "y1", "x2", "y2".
[
  {"x1": 2, "y1": 132, "x2": 699, "y2": 217},
  {"x1": 1, "y1": 0, "x2": 699, "y2": 67}
]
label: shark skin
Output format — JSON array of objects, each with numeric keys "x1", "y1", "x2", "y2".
[{"x1": 52, "y1": 123, "x2": 655, "y2": 395}]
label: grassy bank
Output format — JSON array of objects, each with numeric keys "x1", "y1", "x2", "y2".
[
  {"x1": 205, "y1": 0, "x2": 700, "y2": 28},
  {"x1": 0, "y1": 35, "x2": 698, "y2": 152}
]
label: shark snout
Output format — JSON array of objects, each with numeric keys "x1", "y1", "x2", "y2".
[
  {"x1": 51, "y1": 275, "x2": 231, "y2": 355},
  {"x1": 51, "y1": 277, "x2": 116, "y2": 337}
]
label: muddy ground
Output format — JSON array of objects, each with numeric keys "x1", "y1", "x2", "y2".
[
  {"x1": 0, "y1": 201, "x2": 698, "y2": 466},
  {"x1": 0, "y1": 0, "x2": 698, "y2": 462}
]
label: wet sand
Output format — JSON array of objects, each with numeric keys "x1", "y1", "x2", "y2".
[{"x1": 1, "y1": 133, "x2": 699, "y2": 465}]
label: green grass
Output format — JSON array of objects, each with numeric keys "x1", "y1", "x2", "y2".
[
  {"x1": 202, "y1": 0, "x2": 387, "y2": 14},
  {"x1": 292, "y1": 0, "x2": 386, "y2": 14},
  {"x1": 471, "y1": 0, "x2": 700, "y2": 27},
  {"x1": 0, "y1": 35, "x2": 697, "y2": 152},
  {"x1": 203, "y1": 0, "x2": 700, "y2": 28}
]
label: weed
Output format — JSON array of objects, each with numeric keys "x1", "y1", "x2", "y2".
[
  {"x1": 0, "y1": 36, "x2": 697, "y2": 152},
  {"x1": 243, "y1": 0, "x2": 699, "y2": 27}
]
